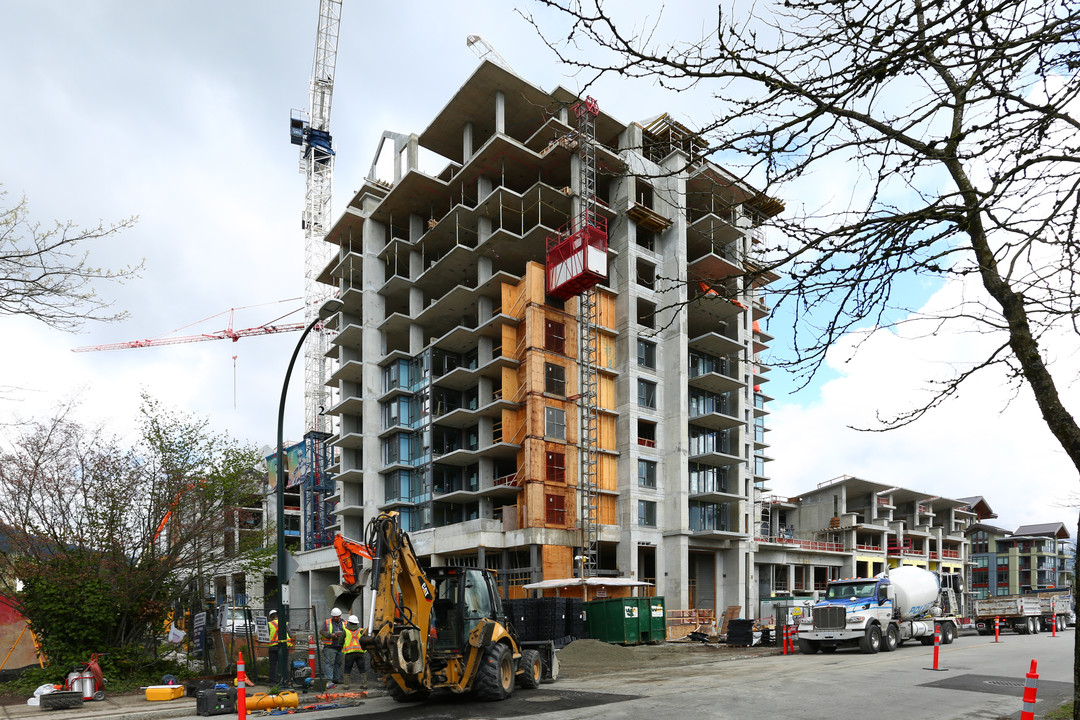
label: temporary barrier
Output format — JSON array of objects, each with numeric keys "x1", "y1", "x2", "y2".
[
  {"x1": 236, "y1": 651, "x2": 247, "y2": 720},
  {"x1": 1020, "y1": 659, "x2": 1039, "y2": 720},
  {"x1": 925, "y1": 623, "x2": 947, "y2": 671},
  {"x1": 994, "y1": 616, "x2": 1001, "y2": 643}
]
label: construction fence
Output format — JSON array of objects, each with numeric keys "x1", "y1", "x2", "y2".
[{"x1": 169, "y1": 605, "x2": 329, "y2": 684}]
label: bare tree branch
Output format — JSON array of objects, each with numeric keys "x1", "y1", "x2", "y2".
[{"x1": 0, "y1": 186, "x2": 142, "y2": 330}]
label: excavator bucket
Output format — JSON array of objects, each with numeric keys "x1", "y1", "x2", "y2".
[{"x1": 326, "y1": 578, "x2": 366, "y2": 615}]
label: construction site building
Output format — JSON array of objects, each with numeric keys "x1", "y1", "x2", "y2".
[
  {"x1": 316, "y1": 61, "x2": 782, "y2": 615},
  {"x1": 753, "y1": 476, "x2": 974, "y2": 610}
]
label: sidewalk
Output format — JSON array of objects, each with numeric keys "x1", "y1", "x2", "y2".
[{"x1": 0, "y1": 683, "x2": 375, "y2": 720}]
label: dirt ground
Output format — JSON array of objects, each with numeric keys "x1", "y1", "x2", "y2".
[
  {"x1": 554, "y1": 639, "x2": 777, "y2": 678},
  {"x1": 0, "y1": 639, "x2": 777, "y2": 705}
]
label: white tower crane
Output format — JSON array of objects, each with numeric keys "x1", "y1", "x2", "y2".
[
  {"x1": 466, "y1": 34, "x2": 516, "y2": 75},
  {"x1": 290, "y1": 0, "x2": 342, "y2": 436}
]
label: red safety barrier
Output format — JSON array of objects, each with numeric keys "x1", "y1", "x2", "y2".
[
  {"x1": 994, "y1": 616, "x2": 1001, "y2": 643},
  {"x1": 309, "y1": 637, "x2": 317, "y2": 677},
  {"x1": 1020, "y1": 659, "x2": 1039, "y2": 720},
  {"x1": 1051, "y1": 614, "x2": 1057, "y2": 638},
  {"x1": 924, "y1": 623, "x2": 947, "y2": 671},
  {"x1": 787, "y1": 625, "x2": 796, "y2": 654},
  {"x1": 237, "y1": 651, "x2": 247, "y2": 720},
  {"x1": 782, "y1": 625, "x2": 789, "y2": 655}
]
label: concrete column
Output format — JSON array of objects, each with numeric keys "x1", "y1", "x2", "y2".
[
  {"x1": 530, "y1": 543, "x2": 541, "y2": 584},
  {"x1": 662, "y1": 535, "x2": 689, "y2": 609},
  {"x1": 409, "y1": 213, "x2": 424, "y2": 242},
  {"x1": 463, "y1": 121, "x2": 474, "y2": 160},
  {"x1": 495, "y1": 90, "x2": 506, "y2": 135},
  {"x1": 407, "y1": 134, "x2": 420, "y2": 173},
  {"x1": 363, "y1": 219, "x2": 388, "y2": 529},
  {"x1": 477, "y1": 255, "x2": 493, "y2": 285}
]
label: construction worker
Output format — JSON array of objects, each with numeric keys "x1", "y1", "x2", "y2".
[
  {"x1": 266, "y1": 610, "x2": 292, "y2": 686},
  {"x1": 320, "y1": 607, "x2": 345, "y2": 686},
  {"x1": 341, "y1": 615, "x2": 368, "y2": 690}
]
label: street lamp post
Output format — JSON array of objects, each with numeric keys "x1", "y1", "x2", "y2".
[{"x1": 275, "y1": 298, "x2": 342, "y2": 684}]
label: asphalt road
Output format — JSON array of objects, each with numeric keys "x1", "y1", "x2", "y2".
[{"x1": 175, "y1": 629, "x2": 1077, "y2": 720}]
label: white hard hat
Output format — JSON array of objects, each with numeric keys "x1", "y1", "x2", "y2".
[
  {"x1": 267, "y1": 610, "x2": 277, "y2": 617},
  {"x1": 330, "y1": 608, "x2": 342, "y2": 617},
  {"x1": 348, "y1": 615, "x2": 359, "y2": 624}
]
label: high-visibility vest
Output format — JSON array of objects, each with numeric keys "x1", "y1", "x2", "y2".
[
  {"x1": 343, "y1": 626, "x2": 366, "y2": 653},
  {"x1": 322, "y1": 618, "x2": 344, "y2": 646},
  {"x1": 268, "y1": 618, "x2": 291, "y2": 647}
]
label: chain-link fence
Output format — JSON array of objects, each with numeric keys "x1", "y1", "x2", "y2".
[{"x1": 169, "y1": 604, "x2": 324, "y2": 685}]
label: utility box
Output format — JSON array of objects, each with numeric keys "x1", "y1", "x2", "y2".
[{"x1": 585, "y1": 596, "x2": 665, "y2": 645}]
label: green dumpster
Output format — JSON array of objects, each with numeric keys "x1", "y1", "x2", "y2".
[{"x1": 585, "y1": 596, "x2": 665, "y2": 645}]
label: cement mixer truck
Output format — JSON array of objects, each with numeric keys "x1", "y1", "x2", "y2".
[{"x1": 796, "y1": 567, "x2": 963, "y2": 654}]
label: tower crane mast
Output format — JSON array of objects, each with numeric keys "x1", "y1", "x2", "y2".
[{"x1": 290, "y1": 0, "x2": 343, "y2": 436}]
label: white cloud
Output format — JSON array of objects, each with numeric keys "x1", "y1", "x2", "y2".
[{"x1": 767, "y1": 275, "x2": 1080, "y2": 532}]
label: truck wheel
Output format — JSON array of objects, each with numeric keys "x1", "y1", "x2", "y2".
[
  {"x1": 796, "y1": 638, "x2": 819, "y2": 654},
  {"x1": 516, "y1": 649, "x2": 542, "y2": 689},
  {"x1": 882, "y1": 625, "x2": 899, "y2": 652},
  {"x1": 859, "y1": 625, "x2": 881, "y2": 654},
  {"x1": 940, "y1": 622, "x2": 955, "y2": 645},
  {"x1": 1031, "y1": 617, "x2": 1040, "y2": 635},
  {"x1": 475, "y1": 642, "x2": 515, "y2": 701}
]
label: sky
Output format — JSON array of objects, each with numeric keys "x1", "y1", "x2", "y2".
[{"x1": 0, "y1": 1, "x2": 1074, "y2": 533}]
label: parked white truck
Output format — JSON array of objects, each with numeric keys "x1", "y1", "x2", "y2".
[
  {"x1": 973, "y1": 590, "x2": 1073, "y2": 635},
  {"x1": 797, "y1": 566, "x2": 963, "y2": 654}
]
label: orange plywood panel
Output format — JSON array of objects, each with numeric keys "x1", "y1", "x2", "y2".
[
  {"x1": 542, "y1": 544, "x2": 573, "y2": 580},
  {"x1": 599, "y1": 495, "x2": 617, "y2": 525},
  {"x1": 598, "y1": 414, "x2": 616, "y2": 451},
  {"x1": 597, "y1": 334, "x2": 617, "y2": 371},
  {"x1": 597, "y1": 454, "x2": 617, "y2": 492}
]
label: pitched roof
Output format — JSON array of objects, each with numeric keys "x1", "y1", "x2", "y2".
[
  {"x1": 965, "y1": 521, "x2": 1011, "y2": 536},
  {"x1": 956, "y1": 496, "x2": 997, "y2": 519},
  {"x1": 1013, "y1": 522, "x2": 1070, "y2": 539}
]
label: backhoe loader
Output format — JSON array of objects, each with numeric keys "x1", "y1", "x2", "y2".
[{"x1": 335, "y1": 511, "x2": 555, "y2": 702}]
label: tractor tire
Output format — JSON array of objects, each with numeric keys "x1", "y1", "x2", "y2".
[
  {"x1": 474, "y1": 642, "x2": 515, "y2": 701},
  {"x1": 516, "y1": 649, "x2": 542, "y2": 689},
  {"x1": 39, "y1": 692, "x2": 84, "y2": 711},
  {"x1": 797, "y1": 638, "x2": 819, "y2": 654},
  {"x1": 859, "y1": 625, "x2": 881, "y2": 654},
  {"x1": 940, "y1": 622, "x2": 956, "y2": 645},
  {"x1": 882, "y1": 624, "x2": 899, "y2": 652},
  {"x1": 384, "y1": 676, "x2": 429, "y2": 703}
]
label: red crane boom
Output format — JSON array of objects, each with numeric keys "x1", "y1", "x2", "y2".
[{"x1": 71, "y1": 304, "x2": 306, "y2": 352}]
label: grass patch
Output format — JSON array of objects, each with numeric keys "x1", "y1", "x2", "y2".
[{"x1": 1044, "y1": 701, "x2": 1073, "y2": 720}]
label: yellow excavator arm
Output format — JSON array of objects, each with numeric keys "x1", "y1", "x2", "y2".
[{"x1": 361, "y1": 512, "x2": 436, "y2": 684}]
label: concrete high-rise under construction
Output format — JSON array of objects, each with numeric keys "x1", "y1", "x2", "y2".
[{"x1": 314, "y1": 60, "x2": 781, "y2": 614}]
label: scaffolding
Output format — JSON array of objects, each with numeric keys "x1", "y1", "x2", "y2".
[
  {"x1": 575, "y1": 98, "x2": 602, "y2": 577},
  {"x1": 301, "y1": 430, "x2": 335, "y2": 550}
]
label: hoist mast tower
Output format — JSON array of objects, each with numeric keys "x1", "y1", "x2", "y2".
[{"x1": 289, "y1": 0, "x2": 342, "y2": 436}]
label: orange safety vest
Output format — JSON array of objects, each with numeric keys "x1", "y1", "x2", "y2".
[
  {"x1": 343, "y1": 626, "x2": 365, "y2": 653},
  {"x1": 322, "y1": 618, "x2": 344, "y2": 646},
  {"x1": 268, "y1": 618, "x2": 292, "y2": 647}
]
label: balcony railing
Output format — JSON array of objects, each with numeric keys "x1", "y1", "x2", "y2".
[{"x1": 761, "y1": 536, "x2": 844, "y2": 552}]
